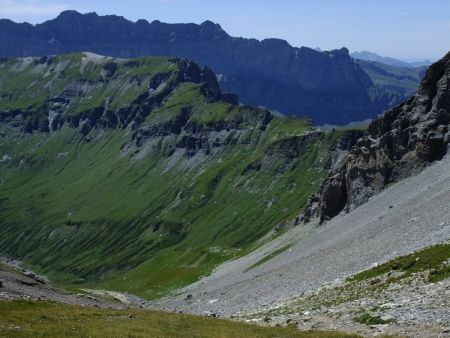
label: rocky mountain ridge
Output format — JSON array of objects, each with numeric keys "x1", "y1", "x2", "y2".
[
  {"x1": 0, "y1": 53, "x2": 237, "y2": 134},
  {"x1": 0, "y1": 10, "x2": 419, "y2": 125},
  {"x1": 351, "y1": 50, "x2": 432, "y2": 68},
  {"x1": 303, "y1": 51, "x2": 450, "y2": 223}
]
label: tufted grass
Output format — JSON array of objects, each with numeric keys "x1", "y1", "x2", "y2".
[{"x1": 0, "y1": 300, "x2": 361, "y2": 338}]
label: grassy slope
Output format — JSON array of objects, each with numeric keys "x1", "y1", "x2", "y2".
[
  {"x1": 0, "y1": 54, "x2": 345, "y2": 299},
  {"x1": 0, "y1": 54, "x2": 175, "y2": 112},
  {"x1": 0, "y1": 301, "x2": 360, "y2": 338},
  {"x1": 349, "y1": 243, "x2": 450, "y2": 283},
  {"x1": 244, "y1": 244, "x2": 293, "y2": 272}
]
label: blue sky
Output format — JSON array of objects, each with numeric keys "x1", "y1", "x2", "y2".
[{"x1": 0, "y1": 0, "x2": 449, "y2": 60}]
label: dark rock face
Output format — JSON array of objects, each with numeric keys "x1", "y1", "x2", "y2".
[
  {"x1": 304, "y1": 52, "x2": 450, "y2": 223},
  {"x1": 1, "y1": 11, "x2": 385, "y2": 125}
]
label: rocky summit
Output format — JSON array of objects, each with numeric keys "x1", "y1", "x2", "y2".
[{"x1": 0, "y1": 11, "x2": 423, "y2": 125}]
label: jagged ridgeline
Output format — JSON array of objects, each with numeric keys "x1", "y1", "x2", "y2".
[{"x1": 0, "y1": 53, "x2": 348, "y2": 298}]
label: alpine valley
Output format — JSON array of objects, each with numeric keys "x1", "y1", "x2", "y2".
[
  {"x1": 0, "y1": 10, "x2": 449, "y2": 338},
  {"x1": 0, "y1": 52, "x2": 346, "y2": 299}
]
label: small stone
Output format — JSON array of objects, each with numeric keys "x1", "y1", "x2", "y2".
[
  {"x1": 380, "y1": 315, "x2": 395, "y2": 322},
  {"x1": 185, "y1": 294, "x2": 193, "y2": 300},
  {"x1": 370, "y1": 278, "x2": 382, "y2": 285},
  {"x1": 203, "y1": 311, "x2": 217, "y2": 318},
  {"x1": 24, "y1": 272, "x2": 36, "y2": 279},
  {"x1": 128, "y1": 314, "x2": 133, "y2": 319}
]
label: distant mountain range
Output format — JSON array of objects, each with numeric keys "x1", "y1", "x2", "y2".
[
  {"x1": 0, "y1": 10, "x2": 426, "y2": 125},
  {"x1": 351, "y1": 50, "x2": 433, "y2": 68}
]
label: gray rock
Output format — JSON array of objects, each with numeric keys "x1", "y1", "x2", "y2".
[
  {"x1": 86, "y1": 295, "x2": 98, "y2": 301},
  {"x1": 203, "y1": 311, "x2": 217, "y2": 318},
  {"x1": 380, "y1": 315, "x2": 396, "y2": 322},
  {"x1": 303, "y1": 52, "x2": 450, "y2": 222}
]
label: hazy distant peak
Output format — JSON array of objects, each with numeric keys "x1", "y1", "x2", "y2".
[{"x1": 351, "y1": 50, "x2": 412, "y2": 68}]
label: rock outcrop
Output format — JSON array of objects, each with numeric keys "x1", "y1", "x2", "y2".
[
  {"x1": 304, "y1": 51, "x2": 450, "y2": 223},
  {"x1": 0, "y1": 10, "x2": 407, "y2": 125}
]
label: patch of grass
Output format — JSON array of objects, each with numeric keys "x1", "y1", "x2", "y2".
[
  {"x1": 265, "y1": 117, "x2": 312, "y2": 141},
  {"x1": 0, "y1": 300, "x2": 360, "y2": 338},
  {"x1": 348, "y1": 243, "x2": 450, "y2": 283},
  {"x1": 353, "y1": 313, "x2": 394, "y2": 325},
  {"x1": 0, "y1": 53, "x2": 175, "y2": 117},
  {"x1": 245, "y1": 244, "x2": 293, "y2": 272}
]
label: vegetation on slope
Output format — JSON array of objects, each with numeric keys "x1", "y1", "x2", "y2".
[
  {"x1": 349, "y1": 243, "x2": 450, "y2": 283},
  {"x1": 0, "y1": 301, "x2": 360, "y2": 338},
  {"x1": 244, "y1": 244, "x2": 293, "y2": 272},
  {"x1": 0, "y1": 53, "x2": 349, "y2": 299}
]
